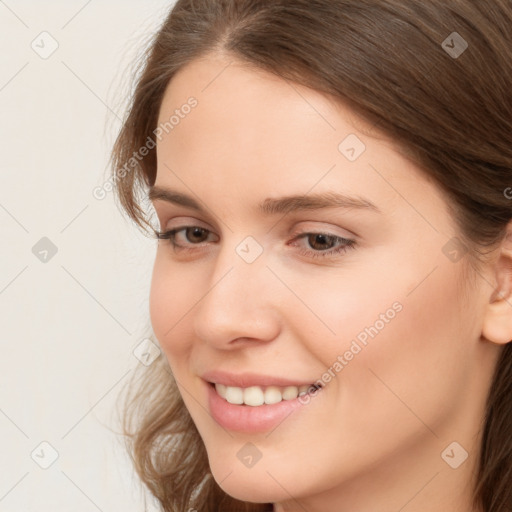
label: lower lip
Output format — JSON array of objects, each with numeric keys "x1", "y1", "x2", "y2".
[{"x1": 205, "y1": 381, "x2": 319, "y2": 433}]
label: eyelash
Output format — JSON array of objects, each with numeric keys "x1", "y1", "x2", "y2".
[{"x1": 153, "y1": 227, "x2": 356, "y2": 260}]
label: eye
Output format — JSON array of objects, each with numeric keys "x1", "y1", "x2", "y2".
[
  {"x1": 289, "y1": 232, "x2": 356, "y2": 259},
  {"x1": 153, "y1": 227, "x2": 356, "y2": 260},
  {"x1": 153, "y1": 226, "x2": 218, "y2": 249}
]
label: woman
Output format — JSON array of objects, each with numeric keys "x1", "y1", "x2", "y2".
[{"x1": 111, "y1": 1, "x2": 512, "y2": 510}]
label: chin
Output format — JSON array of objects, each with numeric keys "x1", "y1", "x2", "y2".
[
  {"x1": 207, "y1": 456, "x2": 283, "y2": 504},
  {"x1": 214, "y1": 474, "x2": 281, "y2": 504}
]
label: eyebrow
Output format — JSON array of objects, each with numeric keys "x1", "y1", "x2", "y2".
[{"x1": 148, "y1": 186, "x2": 382, "y2": 215}]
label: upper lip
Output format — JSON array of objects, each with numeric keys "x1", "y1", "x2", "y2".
[{"x1": 201, "y1": 370, "x2": 316, "y2": 388}]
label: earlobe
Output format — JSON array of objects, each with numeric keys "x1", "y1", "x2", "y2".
[
  {"x1": 482, "y1": 227, "x2": 512, "y2": 345},
  {"x1": 482, "y1": 296, "x2": 512, "y2": 345}
]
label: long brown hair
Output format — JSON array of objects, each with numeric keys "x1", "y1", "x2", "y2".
[{"x1": 111, "y1": 1, "x2": 512, "y2": 510}]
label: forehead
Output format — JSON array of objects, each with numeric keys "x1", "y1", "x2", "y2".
[
  {"x1": 154, "y1": 54, "x2": 452, "y2": 234},
  {"x1": 157, "y1": 55, "x2": 371, "y2": 181},
  {"x1": 157, "y1": 54, "x2": 366, "y2": 144}
]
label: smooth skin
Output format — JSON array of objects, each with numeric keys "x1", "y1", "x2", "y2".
[{"x1": 148, "y1": 52, "x2": 512, "y2": 512}]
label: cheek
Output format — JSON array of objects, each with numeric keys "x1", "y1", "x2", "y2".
[
  {"x1": 149, "y1": 256, "x2": 196, "y2": 360},
  {"x1": 365, "y1": 263, "x2": 469, "y2": 387},
  {"x1": 293, "y1": 249, "x2": 472, "y2": 421},
  {"x1": 272, "y1": 257, "x2": 408, "y2": 369},
  {"x1": 326, "y1": 260, "x2": 472, "y2": 442}
]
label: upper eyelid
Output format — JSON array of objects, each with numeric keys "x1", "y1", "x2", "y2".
[{"x1": 157, "y1": 215, "x2": 214, "y2": 230}]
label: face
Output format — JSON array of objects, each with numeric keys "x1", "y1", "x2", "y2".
[{"x1": 148, "y1": 53, "x2": 499, "y2": 510}]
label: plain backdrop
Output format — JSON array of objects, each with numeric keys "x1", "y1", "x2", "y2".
[{"x1": 0, "y1": 1, "x2": 177, "y2": 510}]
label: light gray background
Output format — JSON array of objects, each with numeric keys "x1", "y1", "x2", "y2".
[{"x1": 0, "y1": 1, "x2": 177, "y2": 510}]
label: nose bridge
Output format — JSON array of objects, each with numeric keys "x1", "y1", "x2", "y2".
[
  {"x1": 192, "y1": 236, "x2": 280, "y2": 346},
  {"x1": 209, "y1": 232, "x2": 269, "y2": 300}
]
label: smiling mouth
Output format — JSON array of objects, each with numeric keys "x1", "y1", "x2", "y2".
[{"x1": 209, "y1": 382, "x2": 323, "y2": 406}]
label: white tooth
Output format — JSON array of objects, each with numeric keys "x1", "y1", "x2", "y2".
[
  {"x1": 282, "y1": 386, "x2": 299, "y2": 400},
  {"x1": 215, "y1": 383, "x2": 227, "y2": 399},
  {"x1": 244, "y1": 386, "x2": 265, "y2": 406},
  {"x1": 298, "y1": 385, "x2": 310, "y2": 396},
  {"x1": 264, "y1": 386, "x2": 283, "y2": 404},
  {"x1": 220, "y1": 383, "x2": 313, "y2": 406},
  {"x1": 225, "y1": 386, "x2": 244, "y2": 404}
]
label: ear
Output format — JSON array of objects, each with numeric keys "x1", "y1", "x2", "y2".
[{"x1": 482, "y1": 225, "x2": 512, "y2": 345}]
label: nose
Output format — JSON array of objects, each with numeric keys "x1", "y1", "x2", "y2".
[{"x1": 192, "y1": 244, "x2": 281, "y2": 349}]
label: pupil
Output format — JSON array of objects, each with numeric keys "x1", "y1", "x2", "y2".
[
  {"x1": 188, "y1": 227, "x2": 206, "y2": 243},
  {"x1": 309, "y1": 234, "x2": 334, "y2": 250}
]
